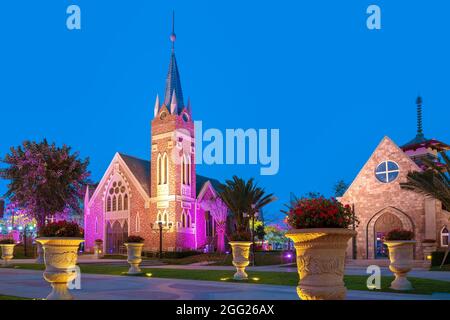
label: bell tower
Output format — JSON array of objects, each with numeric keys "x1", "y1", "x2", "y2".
[{"x1": 150, "y1": 13, "x2": 197, "y2": 247}]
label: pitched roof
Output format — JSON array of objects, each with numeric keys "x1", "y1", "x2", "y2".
[
  {"x1": 118, "y1": 153, "x2": 151, "y2": 196},
  {"x1": 196, "y1": 174, "x2": 223, "y2": 197}
]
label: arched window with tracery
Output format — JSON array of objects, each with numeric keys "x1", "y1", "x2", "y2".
[
  {"x1": 163, "y1": 211, "x2": 169, "y2": 225},
  {"x1": 187, "y1": 211, "x2": 191, "y2": 228},
  {"x1": 106, "y1": 180, "x2": 129, "y2": 213}
]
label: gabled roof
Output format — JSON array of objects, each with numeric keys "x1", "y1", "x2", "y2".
[
  {"x1": 118, "y1": 153, "x2": 151, "y2": 196},
  {"x1": 196, "y1": 174, "x2": 222, "y2": 197}
]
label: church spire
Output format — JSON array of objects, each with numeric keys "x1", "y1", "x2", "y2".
[
  {"x1": 163, "y1": 11, "x2": 184, "y2": 113},
  {"x1": 416, "y1": 95, "x2": 424, "y2": 138}
]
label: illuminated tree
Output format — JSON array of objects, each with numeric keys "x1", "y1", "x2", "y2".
[{"x1": 0, "y1": 139, "x2": 90, "y2": 229}]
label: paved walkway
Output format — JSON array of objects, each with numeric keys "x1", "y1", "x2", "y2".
[{"x1": 0, "y1": 268, "x2": 447, "y2": 300}]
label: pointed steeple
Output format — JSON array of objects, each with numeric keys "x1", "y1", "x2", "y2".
[{"x1": 163, "y1": 11, "x2": 184, "y2": 113}]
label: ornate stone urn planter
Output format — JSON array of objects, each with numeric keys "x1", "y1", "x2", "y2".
[
  {"x1": 36, "y1": 237, "x2": 84, "y2": 300},
  {"x1": 125, "y1": 243, "x2": 144, "y2": 274},
  {"x1": 229, "y1": 241, "x2": 252, "y2": 280},
  {"x1": 385, "y1": 240, "x2": 416, "y2": 290},
  {"x1": 286, "y1": 228, "x2": 356, "y2": 300},
  {"x1": 0, "y1": 244, "x2": 16, "y2": 266}
]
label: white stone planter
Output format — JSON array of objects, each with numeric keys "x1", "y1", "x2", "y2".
[
  {"x1": 286, "y1": 228, "x2": 356, "y2": 300},
  {"x1": 36, "y1": 237, "x2": 84, "y2": 300},
  {"x1": 229, "y1": 241, "x2": 252, "y2": 280},
  {"x1": 385, "y1": 240, "x2": 416, "y2": 290},
  {"x1": 0, "y1": 244, "x2": 16, "y2": 266},
  {"x1": 125, "y1": 243, "x2": 144, "y2": 274}
]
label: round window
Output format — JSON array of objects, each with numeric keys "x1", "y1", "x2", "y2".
[{"x1": 375, "y1": 161, "x2": 400, "y2": 183}]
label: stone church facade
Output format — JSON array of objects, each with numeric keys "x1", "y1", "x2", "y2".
[
  {"x1": 83, "y1": 24, "x2": 228, "y2": 255},
  {"x1": 340, "y1": 98, "x2": 449, "y2": 261}
]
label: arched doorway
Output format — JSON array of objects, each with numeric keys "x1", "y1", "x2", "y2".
[
  {"x1": 374, "y1": 213, "x2": 403, "y2": 258},
  {"x1": 366, "y1": 207, "x2": 414, "y2": 259},
  {"x1": 106, "y1": 220, "x2": 128, "y2": 254}
]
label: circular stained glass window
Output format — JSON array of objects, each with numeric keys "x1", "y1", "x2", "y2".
[{"x1": 375, "y1": 161, "x2": 400, "y2": 183}]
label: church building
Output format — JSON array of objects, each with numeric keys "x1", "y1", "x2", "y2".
[
  {"x1": 340, "y1": 97, "x2": 450, "y2": 261},
  {"x1": 83, "y1": 22, "x2": 228, "y2": 254}
]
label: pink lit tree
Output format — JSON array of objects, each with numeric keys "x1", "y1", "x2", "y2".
[{"x1": 0, "y1": 139, "x2": 90, "y2": 230}]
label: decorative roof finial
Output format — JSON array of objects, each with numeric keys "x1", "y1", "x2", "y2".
[
  {"x1": 416, "y1": 95, "x2": 423, "y2": 137},
  {"x1": 170, "y1": 10, "x2": 176, "y2": 51}
]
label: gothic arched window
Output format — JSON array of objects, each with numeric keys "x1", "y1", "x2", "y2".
[
  {"x1": 157, "y1": 153, "x2": 162, "y2": 185},
  {"x1": 112, "y1": 195, "x2": 117, "y2": 211},
  {"x1": 106, "y1": 196, "x2": 112, "y2": 212},
  {"x1": 187, "y1": 212, "x2": 191, "y2": 228},
  {"x1": 441, "y1": 227, "x2": 449, "y2": 247},
  {"x1": 124, "y1": 194, "x2": 128, "y2": 210},
  {"x1": 181, "y1": 211, "x2": 186, "y2": 228},
  {"x1": 118, "y1": 194, "x2": 122, "y2": 211},
  {"x1": 163, "y1": 153, "x2": 168, "y2": 184}
]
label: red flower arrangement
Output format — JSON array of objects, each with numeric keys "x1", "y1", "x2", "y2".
[
  {"x1": 39, "y1": 221, "x2": 84, "y2": 238},
  {"x1": 385, "y1": 229, "x2": 414, "y2": 241},
  {"x1": 283, "y1": 197, "x2": 358, "y2": 229},
  {"x1": 125, "y1": 236, "x2": 145, "y2": 243}
]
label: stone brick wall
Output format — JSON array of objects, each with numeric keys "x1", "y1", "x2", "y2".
[{"x1": 340, "y1": 136, "x2": 448, "y2": 260}]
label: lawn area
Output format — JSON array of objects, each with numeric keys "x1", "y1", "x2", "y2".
[
  {"x1": 211, "y1": 251, "x2": 295, "y2": 266},
  {"x1": 9, "y1": 263, "x2": 450, "y2": 295},
  {"x1": 0, "y1": 294, "x2": 31, "y2": 300}
]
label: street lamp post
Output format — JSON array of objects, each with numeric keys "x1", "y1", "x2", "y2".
[
  {"x1": 158, "y1": 222, "x2": 163, "y2": 258},
  {"x1": 157, "y1": 221, "x2": 173, "y2": 259}
]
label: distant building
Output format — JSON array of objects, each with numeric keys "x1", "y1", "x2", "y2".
[{"x1": 340, "y1": 97, "x2": 450, "y2": 260}]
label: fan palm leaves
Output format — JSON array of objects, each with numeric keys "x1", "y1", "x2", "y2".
[
  {"x1": 400, "y1": 152, "x2": 450, "y2": 210},
  {"x1": 218, "y1": 176, "x2": 276, "y2": 231}
]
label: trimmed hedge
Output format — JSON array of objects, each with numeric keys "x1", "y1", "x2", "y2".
[
  {"x1": 431, "y1": 251, "x2": 450, "y2": 267},
  {"x1": 143, "y1": 250, "x2": 200, "y2": 259}
]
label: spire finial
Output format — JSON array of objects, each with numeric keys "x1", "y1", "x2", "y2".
[
  {"x1": 416, "y1": 95, "x2": 424, "y2": 137},
  {"x1": 170, "y1": 10, "x2": 176, "y2": 50}
]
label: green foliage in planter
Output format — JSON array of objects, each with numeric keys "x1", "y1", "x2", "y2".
[
  {"x1": 0, "y1": 239, "x2": 15, "y2": 244},
  {"x1": 385, "y1": 229, "x2": 414, "y2": 241},
  {"x1": 125, "y1": 235, "x2": 145, "y2": 243},
  {"x1": 431, "y1": 251, "x2": 450, "y2": 267},
  {"x1": 38, "y1": 221, "x2": 83, "y2": 237},
  {"x1": 229, "y1": 229, "x2": 252, "y2": 241}
]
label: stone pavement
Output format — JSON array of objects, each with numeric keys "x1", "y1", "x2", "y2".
[{"x1": 0, "y1": 268, "x2": 447, "y2": 300}]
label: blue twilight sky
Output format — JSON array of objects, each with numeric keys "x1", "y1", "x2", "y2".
[{"x1": 1, "y1": 0, "x2": 449, "y2": 223}]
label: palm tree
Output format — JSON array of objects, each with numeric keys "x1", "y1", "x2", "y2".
[
  {"x1": 400, "y1": 152, "x2": 450, "y2": 210},
  {"x1": 218, "y1": 176, "x2": 276, "y2": 233}
]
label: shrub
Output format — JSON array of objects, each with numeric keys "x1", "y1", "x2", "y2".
[
  {"x1": 39, "y1": 221, "x2": 83, "y2": 237},
  {"x1": 283, "y1": 197, "x2": 358, "y2": 229},
  {"x1": 125, "y1": 236, "x2": 145, "y2": 243},
  {"x1": 229, "y1": 229, "x2": 252, "y2": 241},
  {"x1": 385, "y1": 229, "x2": 414, "y2": 241},
  {"x1": 0, "y1": 238, "x2": 15, "y2": 244},
  {"x1": 431, "y1": 251, "x2": 450, "y2": 267},
  {"x1": 143, "y1": 250, "x2": 200, "y2": 259},
  {"x1": 95, "y1": 239, "x2": 103, "y2": 243}
]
